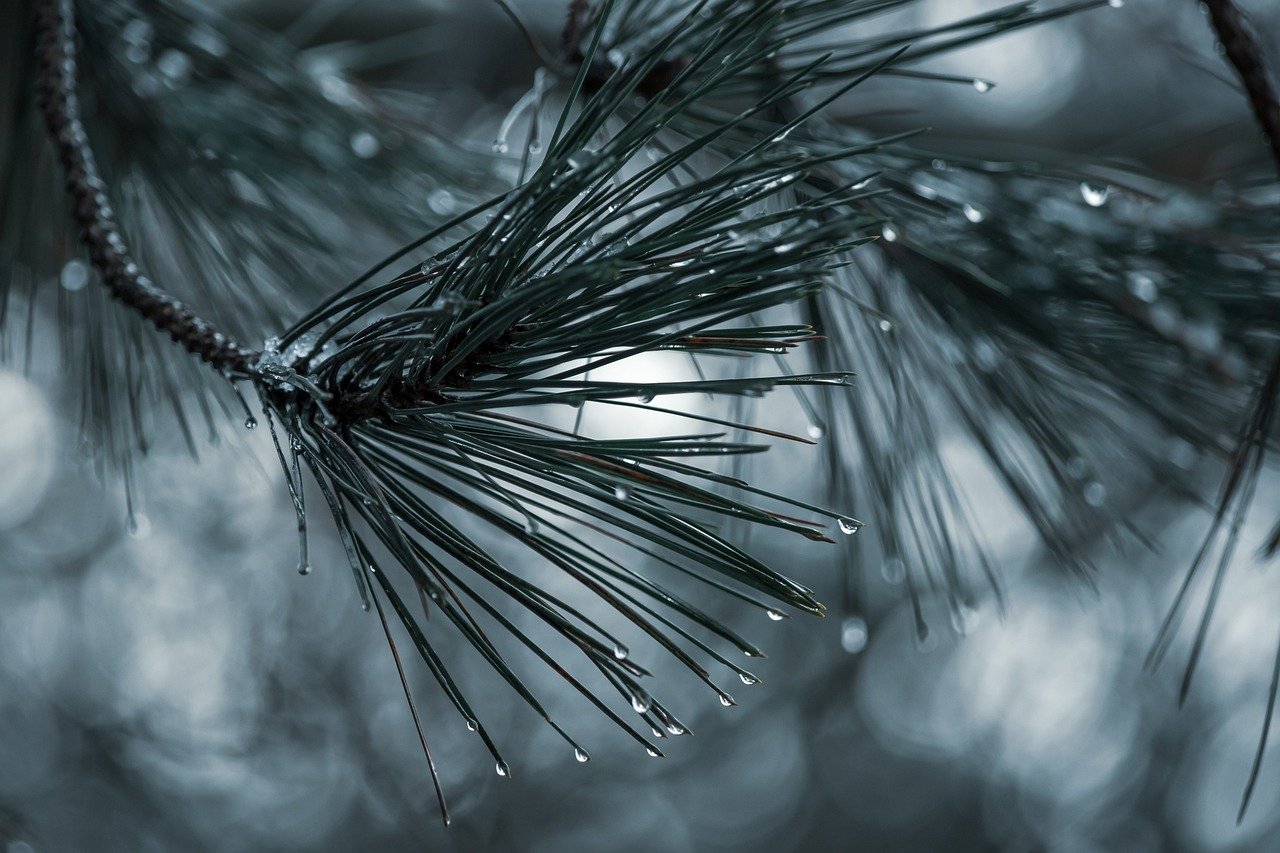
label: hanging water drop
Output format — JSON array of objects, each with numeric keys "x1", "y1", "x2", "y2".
[
  {"x1": 1126, "y1": 270, "x2": 1159, "y2": 303},
  {"x1": 1083, "y1": 480, "x2": 1107, "y2": 507},
  {"x1": 971, "y1": 78, "x2": 994, "y2": 94},
  {"x1": 631, "y1": 691, "x2": 652, "y2": 714},
  {"x1": 766, "y1": 609, "x2": 786, "y2": 621},
  {"x1": 837, "y1": 517, "x2": 862, "y2": 535},
  {"x1": 807, "y1": 423, "x2": 826, "y2": 439},
  {"x1": 349, "y1": 130, "x2": 380, "y2": 159},
  {"x1": 244, "y1": 415, "x2": 257, "y2": 430},
  {"x1": 613, "y1": 642, "x2": 629, "y2": 661},
  {"x1": 718, "y1": 693, "x2": 736, "y2": 707},
  {"x1": 840, "y1": 615, "x2": 869, "y2": 654},
  {"x1": 877, "y1": 319, "x2": 893, "y2": 332},
  {"x1": 126, "y1": 512, "x2": 151, "y2": 540},
  {"x1": 651, "y1": 726, "x2": 664, "y2": 738},
  {"x1": 880, "y1": 224, "x2": 898, "y2": 242},
  {"x1": 646, "y1": 747, "x2": 661, "y2": 758},
  {"x1": 574, "y1": 748, "x2": 591, "y2": 763},
  {"x1": 297, "y1": 561, "x2": 311, "y2": 576},
  {"x1": 962, "y1": 203, "x2": 985, "y2": 223},
  {"x1": 739, "y1": 672, "x2": 759, "y2": 686},
  {"x1": 466, "y1": 719, "x2": 478, "y2": 732},
  {"x1": 60, "y1": 259, "x2": 89, "y2": 291},
  {"x1": 1079, "y1": 182, "x2": 1110, "y2": 207},
  {"x1": 1108, "y1": 0, "x2": 1123, "y2": 7},
  {"x1": 492, "y1": 139, "x2": 510, "y2": 154},
  {"x1": 495, "y1": 761, "x2": 510, "y2": 777},
  {"x1": 614, "y1": 484, "x2": 632, "y2": 501}
]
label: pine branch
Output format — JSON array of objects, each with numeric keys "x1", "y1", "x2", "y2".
[
  {"x1": 1203, "y1": 0, "x2": 1280, "y2": 173},
  {"x1": 33, "y1": 0, "x2": 257, "y2": 373}
]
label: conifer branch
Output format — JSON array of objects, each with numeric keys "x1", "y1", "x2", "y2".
[
  {"x1": 1203, "y1": 0, "x2": 1280, "y2": 173},
  {"x1": 33, "y1": 0, "x2": 257, "y2": 374}
]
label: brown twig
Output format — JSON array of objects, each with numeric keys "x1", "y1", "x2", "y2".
[
  {"x1": 34, "y1": 0, "x2": 258, "y2": 374},
  {"x1": 1203, "y1": 0, "x2": 1280, "y2": 174}
]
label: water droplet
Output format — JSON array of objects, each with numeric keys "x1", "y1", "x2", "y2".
[
  {"x1": 157, "y1": 49, "x2": 192, "y2": 83},
  {"x1": 613, "y1": 643, "x2": 629, "y2": 660},
  {"x1": 646, "y1": 747, "x2": 662, "y2": 758},
  {"x1": 427, "y1": 188, "x2": 456, "y2": 215},
  {"x1": 880, "y1": 224, "x2": 898, "y2": 242},
  {"x1": 665, "y1": 722, "x2": 685, "y2": 735},
  {"x1": 1126, "y1": 270, "x2": 1159, "y2": 303},
  {"x1": 1083, "y1": 481, "x2": 1107, "y2": 507},
  {"x1": 495, "y1": 761, "x2": 510, "y2": 777},
  {"x1": 837, "y1": 517, "x2": 862, "y2": 535},
  {"x1": 718, "y1": 693, "x2": 737, "y2": 707},
  {"x1": 766, "y1": 609, "x2": 786, "y2": 621},
  {"x1": 877, "y1": 319, "x2": 893, "y2": 332},
  {"x1": 807, "y1": 423, "x2": 826, "y2": 439},
  {"x1": 931, "y1": 158, "x2": 949, "y2": 170},
  {"x1": 1079, "y1": 182, "x2": 1110, "y2": 207},
  {"x1": 244, "y1": 415, "x2": 257, "y2": 430},
  {"x1": 574, "y1": 748, "x2": 590, "y2": 763},
  {"x1": 492, "y1": 139, "x2": 510, "y2": 154},
  {"x1": 349, "y1": 130, "x2": 380, "y2": 159},
  {"x1": 972, "y1": 78, "x2": 994, "y2": 94},
  {"x1": 631, "y1": 691, "x2": 652, "y2": 714},
  {"x1": 739, "y1": 672, "x2": 759, "y2": 686},
  {"x1": 466, "y1": 719, "x2": 478, "y2": 732},
  {"x1": 962, "y1": 203, "x2": 985, "y2": 223},
  {"x1": 297, "y1": 562, "x2": 311, "y2": 576},
  {"x1": 614, "y1": 484, "x2": 632, "y2": 501},
  {"x1": 1108, "y1": 0, "x2": 1123, "y2": 7},
  {"x1": 60, "y1": 259, "x2": 89, "y2": 291},
  {"x1": 840, "y1": 615, "x2": 869, "y2": 654},
  {"x1": 126, "y1": 513, "x2": 151, "y2": 539},
  {"x1": 881, "y1": 557, "x2": 905, "y2": 585}
]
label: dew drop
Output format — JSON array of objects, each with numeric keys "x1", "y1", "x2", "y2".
[
  {"x1": 972, "y1": 78, "x2": 994, "y2": 94},
  {"x1": 613, "y1": 643, "x2": 629, "y2": 661},
  {"x1": 244, "y1": 415, "x2": 257, "y2": 430},
  {"x1": 880, "y1": 224, "x2": 898, "y2": 242},
  {"x1": 492, "y1": 139, "x2": 510, "y2": 154},
  {"x1": 574, "y1": 748, "x2": 591, "y2": 763},
  {"x1": 766, "y1": 609, "x2": 786, "y2": 621},
  {"x1": 807, "y1": 423, "x2": 826, "y2": 439},
  {"x1": 840, "y1": 615, "x2": 869, "y2": 654},
  {"x1": 646, "y1": 747, "x2": 661, "y2": 758},
  {"x1": 614, "y1": 484, "x2": 632, "y2": 501},
  {"x1": 495, "y1": 761, "x2": 510, "y2": 777},
  {"x1": 665, "y1": 722, "x2": 685, "y2": 735},
  {"x1": 1126, "y1": 270, "x2": 1159, "y2": 303},
  {"x1": 877, "y1": 319, "x2": 893, "y2": 332},
  {"x1": 297, "y1": 562, "x2": 311, "y2": 576},
  {"x1": 631, "y1": 691, "x2": 652, "y2": 714},
  {"x1": 739, "y1": 672, "x2": 759, "y2": 686},
  {"x1": 1079, "y1": 182, "x2": 1110, "y2": 207},
  {"x1": 60, "y1": 259, "x2": 89, "y2": 291},
  {"x1": 466, "y1": 719, "x2": 478, "y2": 732},
  {"x1": 1108, "y1": 0, "x2": 1123, "y2": 7},
  {"x1": 962, "y1": 203, "x2": 985, "y2": 223},
  {"x1": 1083, "y1": 480, "x2": 1107, "y2": 507},
  {"x1": 719, "y1": 693, "x2": 736, "y2": 707},
  {"x1": 126, "y1": 513, "x2": 151, "y2": 540},
  {"x1": 837, "y1": 517, "x2": 862, "y2": 535},
  {"x1": 427, "y1": 188, "x2": 456, "y2": 215},
  {"x1": 349, "y1": 130, "x2": 380, "y2": 159}
]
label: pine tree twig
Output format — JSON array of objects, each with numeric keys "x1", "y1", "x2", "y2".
[
  {"x1": 1203, "y1": 0, "x2": 1280, "y2": 174},
  {"x1": 33, "y1": 0, "x2": 258, "y2": 374}
]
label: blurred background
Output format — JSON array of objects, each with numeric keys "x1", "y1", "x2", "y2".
[{"x1": 3, "y1": 0, "x2": 1280, "y2": 850}]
